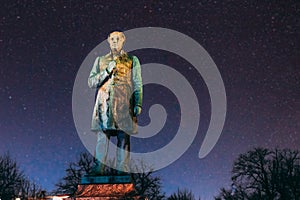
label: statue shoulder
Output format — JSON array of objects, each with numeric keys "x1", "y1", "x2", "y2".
[
  {"x1": 102, "y1": 53, "x2": 111, "y2": 60},
  {"x1": 131, "y1": 55, "x2": 140, "y2": 65},
  {"x1": 126, "y1": 54, "x2": 139, "y2": 62}
]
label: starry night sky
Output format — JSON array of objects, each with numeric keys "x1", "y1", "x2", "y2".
[{"x1": 0, "y1": 0, "x2": 299, "y2": 199}]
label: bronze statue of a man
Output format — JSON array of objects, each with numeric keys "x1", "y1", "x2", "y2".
[{"x1": 88, "y1": 31, "x2": 143, "y2": 174}]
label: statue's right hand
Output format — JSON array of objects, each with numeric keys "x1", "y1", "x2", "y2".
[{"x1": 107, "y1": 61, "x2": 116, "y2": 74}]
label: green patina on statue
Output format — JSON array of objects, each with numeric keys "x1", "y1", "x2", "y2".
[{"x1": 88, "y1": 31, "x2": 143, "y2": 175}]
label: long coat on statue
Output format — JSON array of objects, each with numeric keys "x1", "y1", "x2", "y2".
[{"x1": 88, "y1": 51, "x2": 143, "y2": 135}]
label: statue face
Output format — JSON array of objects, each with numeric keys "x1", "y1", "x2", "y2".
[{"x1": 108, "y1": 31, "x2": 125, "y2": 53}]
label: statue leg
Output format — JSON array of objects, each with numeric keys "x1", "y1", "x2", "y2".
[
  {"x1": 116, "y1": 130, "x2": 130, "y2": 173},
  {"x1": 92, "y1": 132, "x2": 110, "y2": 175}
]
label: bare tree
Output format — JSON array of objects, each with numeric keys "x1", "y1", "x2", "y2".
[
  {"x1": 21, "y1": 179, "x2": 45, "y2": 199},
  {"x1": 215, "y1": 148, "x2": 300, "y2": 200},
  {"x1": 130, "y1": 161, "x2": 165, "y2": 200},
  {"x1": 54, "y1": 152, "x2": 93, "y2": 195},
  {"x1": 0, "y1": 152, "x2": 44, "y2": 199},
  {"x1": 271, "y1": 148, "x2": 300, "y2": 199},
  {"x1": 232, "y1": 148, "x2": 274, "y2": 199},
  {"x1": 0, "y1": 153, "x2": 24, "y2": 199},
  {"x1": 54, "y1": 153, "x2": 165, "y2": 200},
  {"x1": 214, "y1": 185, "x2": 248, "y2": 200},
  {"x1": 167, "y1": 188, "x2": 197, "y2": 200}
]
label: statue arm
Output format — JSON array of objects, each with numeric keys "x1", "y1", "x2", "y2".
[
  {"x1": 132, "y1": 56, "x2": 143, "y2": 109},
  {"x1": 88, "y1": 57, "x2": 110, "y2": 88}
]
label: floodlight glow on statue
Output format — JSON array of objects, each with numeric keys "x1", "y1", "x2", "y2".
[{"x1": 88, "y1": 31, "x2": 143, "y2": 174}]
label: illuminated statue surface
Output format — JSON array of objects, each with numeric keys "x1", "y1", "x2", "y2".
[{"x1": 88, "y1": 31, "x2": 142, "y2": 174}]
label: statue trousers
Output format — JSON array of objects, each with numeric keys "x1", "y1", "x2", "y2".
[{"x1": 95, "y1": 130, "x2": 130, "y2": 172}]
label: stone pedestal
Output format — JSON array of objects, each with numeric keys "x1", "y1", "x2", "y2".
[
  {"x1": 81, "y1": 175, "x2": 132, "y2": 184},
  {"x1": 76, "y1": 175, "x2": 141, "y2": 200}
]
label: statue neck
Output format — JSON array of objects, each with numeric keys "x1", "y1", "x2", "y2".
[{"x1": 111, "y1": 50, "x2": 124, "y2": 60}]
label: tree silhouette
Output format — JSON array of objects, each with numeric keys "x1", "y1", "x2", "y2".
[
  {"x1": 167, "y1": 188, "x2": 198, "y2": 200},
  {"x1": 54, "y1": 152, "x2": 165, "y2": 200},
  {"x1": 215, "y1": 147, "x2": 300, "y2": 200},
  {"x1": 0, "y1": 152, "x2": 44, "y2": 199},
  {"x1": 130, "y1": 160, "x2": 165, "y2": 200},
  {"x1": 0, "y1": 153, "x2": 23, "y2": 199},
  {"x1": 54, "y1": 152, "x2": 93, "y2": 195}
]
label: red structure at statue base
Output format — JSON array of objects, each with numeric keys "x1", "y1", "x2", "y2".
[{"x1": 75, "y1": 175, "x2": 144, "y2": 200}]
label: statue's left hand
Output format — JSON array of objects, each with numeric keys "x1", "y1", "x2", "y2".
[{"x1": 133, "y1": 106, "x2": 142, "y2": 116}]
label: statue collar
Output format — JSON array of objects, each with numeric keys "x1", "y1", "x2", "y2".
[{"x1": 109, "y1": 50, "x2": 126, "y2": 60}]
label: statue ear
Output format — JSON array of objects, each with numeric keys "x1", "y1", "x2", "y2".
[{"x1": 121, "y1": 33, "x2": 126, "y2": 43}]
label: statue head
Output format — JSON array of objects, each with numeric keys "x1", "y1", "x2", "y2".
[{"x1": 107, "y1": 31, "x2": 126, "y2": 53}]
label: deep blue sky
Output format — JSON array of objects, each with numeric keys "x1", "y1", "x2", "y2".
[{"x1": 0, "y1": 1, "x2": 299, "y2": 199}]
